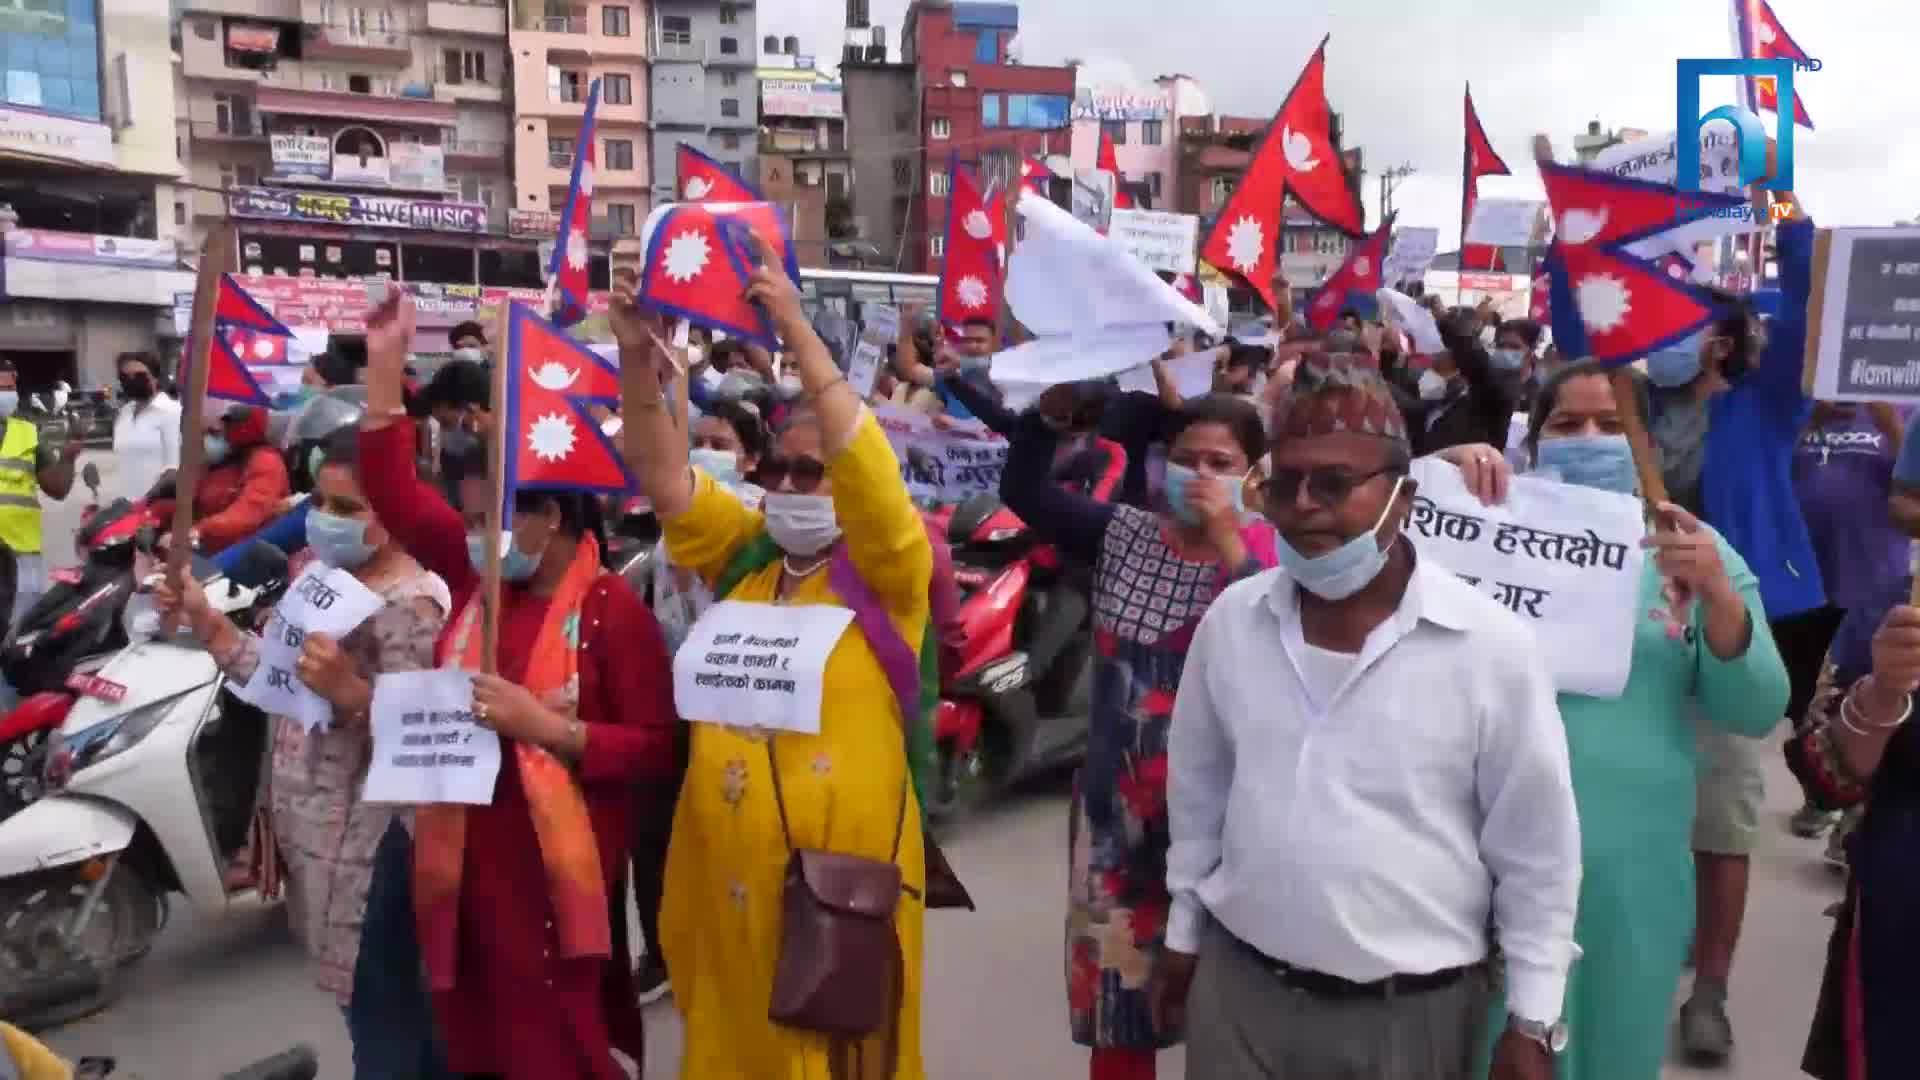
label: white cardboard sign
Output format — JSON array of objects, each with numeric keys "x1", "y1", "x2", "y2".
[
  {"x1": 672, "y1": 601, "x2": 855, "y2": 734},
  {"x1": 362, "y1": 669, "x2": 502, "y2": 805},
  {"x1": 230, "y1": 563, "x2": 383, "y2": 732}
]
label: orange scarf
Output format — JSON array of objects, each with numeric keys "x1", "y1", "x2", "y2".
[{"x1": 413, "y1": 534, "x2": 610, "y2": 991}]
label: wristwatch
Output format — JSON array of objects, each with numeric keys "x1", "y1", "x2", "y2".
[{"x1": 1509, "y1": 1014, "x2": 1570, "y2": 1055}]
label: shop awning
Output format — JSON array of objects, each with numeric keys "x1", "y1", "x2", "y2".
[
  {"x1": 254, "y1": 87, "x2": 457, "y2": 128},
  {"x1": 226, "y1": 23, "x2": 281, "y2": 53}
]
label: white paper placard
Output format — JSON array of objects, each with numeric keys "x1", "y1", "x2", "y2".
[
  {"x1": 230, "y1": 563, "x2": 384, "y2": 732},
  {"x1": 1406, "y1": 458, "x2": 1646, "y2": 698},
  {"x1": 673, "y1": 601, "x2": 856, "y2": 734},
  {"x1": 1464, "y1": 198, "x2": 1545, "y2": 248},
  {"x1": 1383, "y1": 227, "x2": 1440, "y2": 286},
  {"x1": 362, "y1": 669, "x2": 501, "y2": 805},
  {"x1": 846, "y1": 303, "x2": 899, "y2": 398},
  {"x1": 1108, "y1": 209, "x2": 1200, "y2": 274}
]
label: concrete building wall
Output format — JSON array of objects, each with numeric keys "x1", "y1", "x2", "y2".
[{"x1": 841, "y1": 61, "x2": 915, "y2": 267}]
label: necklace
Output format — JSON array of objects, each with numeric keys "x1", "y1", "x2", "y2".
[{"x1": 782, "y1": 553, "x2": 830, "y2": 579}]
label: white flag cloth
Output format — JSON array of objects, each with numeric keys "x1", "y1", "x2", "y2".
[{"x1": 1376, "y1": 289, "x2": 1446, "y2": 355}]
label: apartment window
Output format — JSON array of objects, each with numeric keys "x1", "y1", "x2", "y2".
[
  {"x1": 930, "y1": 117, "x2": 951, "y2": 141},
  {"x1": 1002, "y1": 94, "x2": 1070, "y2": 129},
  {"x1": 719, "y1": 97, "x2": 740, "y2": 118},
  {"x1": 442, "y1": 48, "x2": 487, "y2": 85},
  {"x1": 601, "y1": 5, "x2": 629, "y2": 36},
  {"x1": 212, "y1": 93, "x2": 253, "y2": 135},
  {"x1": 763, "y1": 34, "x2": 777, "y2": 52},
  {"x1": 892, "y1": 159, "x2": 911, "y2": 188},
  {"x1": 347, "y1": 7, "x2": 365, "y2": 34},
  {"x1": 550, "y1": 67, "x2": 585, "y2": 103},
  {"x1": 459, "y1": 177, "x2": 497, "y2": 209},
  {"x1": 719, "y1": 36, "x2": 738, "y2": 55},
  {"x1": 1141, "y1": 120, "x2": 1163, "y2": 146},
  {"x1": 1210, "y1": 175, "x2": 1234, "y2": 207},
  {"x1": 219, "y1": 162, "x2": 259, "y2": 188},
  {"x1": 174, "y1": 202, "x2": 186, "y2": 225},
  {"x1": 929, "y1": 170, "x2": 949, "y2": 197},
  {"x1": 603, "y1": 73, "x2": 631, "y2": 105},
  {"x1": 720, "y1": 132, "x2": 740, "y2": 150},
  {"x1": 548, "y1": 135, "x2": 574, "y2": 168},
  {"x1": 660, "y1": 15, "x2": 691, "y2": 45},
  {"x1": 719, "y1": 3, "x2": 737, "y2": 24},
  {"x1": 348, "y1": 73, "x2": 372, "y2": 94},
  {"x1": 607, "y1": 202, "x2": 636, "y2": 234},
  {"x1": 980, "y1": 94, "x2": 1000, "y2": 128},
  {"x1": 721, "y1": 71, "x2": 738, "y2": 87},
  {"x1": 1147, "y1": 172, "x2": 1163, "y2": 200},
  {"x1": 604, "y1": 138, "x2": 633, "y2": 170},
  {"x1": 973, "y1": 30, "x2": 997, "y2": 64},
  {"x1": 948, "y1": 70, "x2": 967, "y2": 88},
  {"x1": 1101, "y1": 120, "x2": 1127, "y2": 146},
  {"x1": 930, "y1": 234, "x2": 944, "y2": 258}
]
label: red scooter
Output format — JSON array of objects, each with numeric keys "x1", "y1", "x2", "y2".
[
  {"x1": 0, "y1": 463, "x2": 156, "y2": 820},
  {"x1": 924, "y1": 493, "x2": 1092, "y2": 818}
]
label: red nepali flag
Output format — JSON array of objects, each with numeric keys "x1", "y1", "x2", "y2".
[
  {"x1": 196, "y1": 274, "x2": 289, "y2": 407},
  {"x1": 1536, "y1": 162, "x2": 1744, "y2": 365},
  {"x1": 1528, "y1": 260, "x2": 1551, "y2": 324},
  {"x1": 1198, "y1": 35, "x2": 1365, "y2": 311},
  {"x1": 1020, "y1": 155, "x2": 1052, "y2": 195},
  {"x1": 1734, "y1": 0, "x2": 1815, "y2": 129},
  {"x1": 502, "y1": 302, "x2": 634, "y2": 495},
  {"x1": 676, "y1": 142, "x2": 763, "y2": 203},
  {"x1": 636, "y1": 201, "x2": 798, "y2": 348},
  {"x1": 1098, "y1": 128, "x2": 1133, "y2": 210},
  {"x1": 1306, "y1": 215, "x2": 1393, "y2": 333},
  {"x1": 546, "y1": 77, "x2": 600, "y2": 328},
  {"x1": 1459, "y1": 84, "x2": 1512, "y2": 273},
  {"x1": 936, "y1": 162, "x2": 1005, "y2": 329}
]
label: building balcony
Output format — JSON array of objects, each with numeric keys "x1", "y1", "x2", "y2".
[
  {"x1": 303, "y1": 24, "x2": 413, "y2": 65},
  {"x1": 180, "y1": 0, "x2": 299, "y2": 19},
  {"x1": 424, "y1": 0, "x2": 505, "y2": 37},
  {"x1": 446, "y1": 138, "x2": 509, "y2": 166},
  {"x1": 255, "y1": 86, "x2": 459, "y2": 128},
  {"x1": 189, "y1": 118, "x2": 269, "y2": 143},
  {"x1": 513, "y1": 10, "x2": 587, "y2": 34},
  {"x1": 651, "y1": 38, "x2": 705, "y2": 64},
  {"x1": 429, "y1": 68, "x2": 506, "y2": 105},
  {"x1": 179, "y1": 29, "x2": 264, "y2": 83}
]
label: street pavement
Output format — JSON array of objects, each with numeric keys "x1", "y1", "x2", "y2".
[{"x1": 26, "y1": 459, "x2": 1843, "y2": 1079}]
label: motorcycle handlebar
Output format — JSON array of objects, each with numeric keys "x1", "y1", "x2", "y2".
[{"x1": 218, "y1": 1045, "x2": 317, "y2": 1080}]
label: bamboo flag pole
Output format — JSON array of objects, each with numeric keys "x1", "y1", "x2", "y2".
[
  {"x1": 479, "y1": 298, "x2": 512, "y2": 674},
  {"x1": 168, "y1": 223, "x2": 238, "y2": 591}
]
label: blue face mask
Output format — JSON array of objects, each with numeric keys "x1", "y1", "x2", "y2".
[
  {"x1": 1162, "y1": 462, "x2": 1247, "y2": 527},
  {"x1": 1489, "y1": 347, "x2": 1528, "y2": 372},
  {"x1": 690, "y1": 446, "x2": 742, "y2": 487},
  {"x1": 204, "y1": 433, "x2": 231, "y2": 464},
  {"x1": 308, "y1": 509, "x2": 379, "y2": 569},
  {"x1": 1535, "y1": 434, "x2": 1638, "y2": 495},
  {"x1": 1645, "y1": 336, "x2": 1704, "y2": 388},
  {"x1": 466, "y1": 530, "x2": 541, "y2": 582},
  {"x1": 1275, "y1": 476, "x2": 1405, "y2": 601},
  {"x1": 0, "y1": 391, "x2": 17, "y2": 419}
]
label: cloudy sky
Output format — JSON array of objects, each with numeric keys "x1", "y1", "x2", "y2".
[{"x1": 759, "y1": 0, "x2": 1918, "y2": 248}]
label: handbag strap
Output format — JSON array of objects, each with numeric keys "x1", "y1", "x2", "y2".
[{"x1": 766, "y1": 736, "x2": 909, "y2": 863}]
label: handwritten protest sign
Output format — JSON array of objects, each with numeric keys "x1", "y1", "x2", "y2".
[
  {"x1": 229, "y1": 563, "x2": 383, "y2": 732},
  {"x1": 1406, "y1": 458, "x2": 1646, "y2": 698},
  {"x1": 1383, "y1": 227, "x2": 1440, "y2": 287},
  {"x1": 873, "y1": 404, "x2": 1009, "y2": 504},
  {"x1": 362, "y1": 669, "x2": 502, "y2": 805},
  {"x1": 673, "y1": 601, "x2": 855, "y2": 735},
  {"x1": 1108, "y1": 209, "x2": 1200, "y2": 274},
  {"x1": 1804, "y1": 227, "x2": 1920, "y2": 403},
  {"x1": 846, "y1": 303, "x2": 899, "y2": 398},
  {"x1": 1465, "y1": 198, "x2": 1545, "y2": 249}
]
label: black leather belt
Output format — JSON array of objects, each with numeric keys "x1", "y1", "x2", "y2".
[{"x1": 1229, "y1": 931, "x2": 1482, "y2": 1000}]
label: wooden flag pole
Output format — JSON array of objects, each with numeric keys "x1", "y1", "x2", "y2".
[
  {"x1": 997, "y1": 180, "x2": 1022, "y2": 346},
  {"x1": 168, "y1": 223, "x2": 237, "y2": 590},
  {"x1": 479, "y1": 298, "x2": 513, "y2": 675}
]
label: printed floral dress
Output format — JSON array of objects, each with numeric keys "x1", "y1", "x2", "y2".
[{"x1": 1064, "y1": 506, "x2": 1274, "y2": 1049}]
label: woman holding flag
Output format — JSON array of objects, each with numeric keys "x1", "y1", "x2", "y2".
[
  {"x1": 618, "y1": 228, "x2": 931, "y2": 1079},
  {"x1": 356, "y1": 292, "x2": 678, "y2": 1080}
]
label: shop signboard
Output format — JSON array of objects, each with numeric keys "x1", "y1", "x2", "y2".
[
  {"x1": 270, "y1": 134, "x2": 331, "y2": 180},
  {"x1": 389, "y1": 142, "x2": 447, "y2": 190},
  {"x1": 230, "y1": 188, "x2": 488, "y2": 234}
]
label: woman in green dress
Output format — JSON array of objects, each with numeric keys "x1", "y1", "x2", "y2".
[{"x1": 1467, "y1": 360, "x2": 1790, "y2": 1079}]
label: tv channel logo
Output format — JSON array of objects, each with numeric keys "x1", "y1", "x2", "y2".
[{"x1": 1676, "y1": 58, "x2": 1807, "y2": 192}]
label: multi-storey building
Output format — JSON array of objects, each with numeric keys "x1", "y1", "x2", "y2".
[
  {"x1": 899, "y1": 0, "x2": 1073, "y2": 275},
  {"x1": 839, "y1": 18, "x2": 914, "y2": 270},
  {"x1": 647, "y1": 0, "x2": 757, "y2": 204},
  {"x1": 1067, "y1": 74, "x2": 1208, "y2": 211},
  {"x1": 174, "y1": 0, "x2": 523, "y2": 306},
  {"x1": 0, "y1": 0, "x2": 190, "y2": 386},
  {"x1": 756, "y1": 33, "x2": 848, "y2": 267},
  {"x1": 509, "y1": 0, "x2": 653, "y2": 247}
]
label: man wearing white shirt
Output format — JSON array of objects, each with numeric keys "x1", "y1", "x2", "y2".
[
  {"x1": 1155, "y1": 363, "x2": 1580, "y2": 1079},
  {"x1": 110, "y1": 352, "x2": 180, "y2": 503}
]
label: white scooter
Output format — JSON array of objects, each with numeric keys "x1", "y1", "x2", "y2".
[{"x1": 0, "y1": 542, "x2": 290, "y2": 1029}]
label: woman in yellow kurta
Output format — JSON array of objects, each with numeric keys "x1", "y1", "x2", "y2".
[{"x1": 615, "y1": 232, "x2": 930, "y2": 1080}]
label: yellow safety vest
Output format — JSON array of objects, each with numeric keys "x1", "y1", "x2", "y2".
[{"x1": 0, "y1": 417, "x2": 42, "y2": 556}]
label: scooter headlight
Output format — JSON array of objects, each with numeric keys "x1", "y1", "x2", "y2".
[{"x1": 52, "y1": 694, "x2": 181, "y2": 778}]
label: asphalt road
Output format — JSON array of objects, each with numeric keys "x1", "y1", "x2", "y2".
[{"x1": 25, "y1": 459, "x2": 1844, "y2": 1079}]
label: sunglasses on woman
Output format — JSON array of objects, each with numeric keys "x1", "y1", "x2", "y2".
[{"x1": 756, "y1": 455, "x2": 827, "y2": 494}]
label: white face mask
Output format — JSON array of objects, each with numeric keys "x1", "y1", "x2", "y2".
[
  {"x1": 1417, "y1": 369, "x2": 1449, "y2": 401},
  {"x1": 763, "y1": 492, "x2": 841, "y2": 556}
]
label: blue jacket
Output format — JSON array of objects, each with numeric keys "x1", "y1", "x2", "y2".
[
  {"x1": 1699, "y1": 219, "x2": 1824, "y2": 619},
  {"x1": 210, "y1": 498, "x2": 311, "y2": 576}
]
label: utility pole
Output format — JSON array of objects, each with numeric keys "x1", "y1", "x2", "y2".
[{"x1": 1378, "y1": 163, "x2": 1414, "y2": 223}]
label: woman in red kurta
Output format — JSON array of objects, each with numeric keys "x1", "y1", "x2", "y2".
[{"x1": 358, "y1": 294, "x2": 676, "y2": 1079}]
